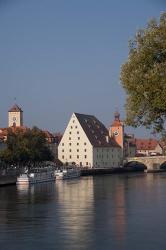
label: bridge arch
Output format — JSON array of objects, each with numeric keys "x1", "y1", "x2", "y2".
[
  {"x1": 160, "y1": 161, "x2": 166, "y2": 169},
  {"x1": 124, "y1": 161, "x2": 147, "y2": 170},
  {"x1": 126, "y1": 156, "x2": 166, "y2": 171}
]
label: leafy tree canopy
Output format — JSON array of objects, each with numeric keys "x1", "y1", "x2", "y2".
[
  {"x1": 0, "y1": 127, "x2": 53, "y2": 166},
  {"x1": 120, "y1": 12, "x2": 166, "y2": 133}
]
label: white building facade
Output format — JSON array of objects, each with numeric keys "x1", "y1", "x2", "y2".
[{"x1": 58, "y1": 113, "x2": 122, "y2": 168}]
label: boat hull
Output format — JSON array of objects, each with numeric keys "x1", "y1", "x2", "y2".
[{"x1": 17, "y1": 170, "x2": 55, "y2": 184}]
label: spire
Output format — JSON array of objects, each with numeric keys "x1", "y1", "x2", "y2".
[{"x1": 114, "y1": 111, "x2": 120, "y2": 121}]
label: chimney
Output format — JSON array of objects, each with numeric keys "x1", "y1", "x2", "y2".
[{"x1": 106, "y1": 135, "x2": 109, "y2": 143}]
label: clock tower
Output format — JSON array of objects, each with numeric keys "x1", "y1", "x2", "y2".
[
  {"x1": 8, "y1": 104, "x2": 23, "y2": 127},
  {"x1": 109, "y1": 111, "x2": 124, "y2": 151}
]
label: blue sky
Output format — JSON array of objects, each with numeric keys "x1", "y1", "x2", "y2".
[{"x1": 0, "y1": 0, "x2": 165, "y2": 136}]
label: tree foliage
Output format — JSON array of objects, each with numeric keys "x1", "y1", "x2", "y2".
[
  {"x1": 0, "y1": 127, "x2": 53, "y2": 166},
  {"x1": 120, "y1": 12, "x2": 166, "y2": 133}
]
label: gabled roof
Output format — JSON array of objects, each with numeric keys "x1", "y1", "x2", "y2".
[
  {"x1": 74, "y1": 113, "x2": 120, "y2": 148},
  {"x1": 8, "y1": 104, "x2": 23, "y2": 112},
  {"x1": 135, "y1": 138, "x2": 160, "y2": 150}
]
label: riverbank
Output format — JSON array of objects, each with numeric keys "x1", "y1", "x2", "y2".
[
  {"x1": 81, "y1": 166, "x2": 145, "y2": 176},
  {"x1": 0, "y1": 175, "x2": 17, "y2": 186}
]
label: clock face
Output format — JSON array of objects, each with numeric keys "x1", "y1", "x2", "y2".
[
  {"x1": 13, "y1": 117, "x2": 16, "y2": 122},
  {"x1": 113, "y1": 130, "x2": 119, "y2": 136}
]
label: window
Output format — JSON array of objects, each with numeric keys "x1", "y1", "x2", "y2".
[
  {"x1": 80, "y1": 162, "x2": 82, "y2": 166},
  {"x1": 69, "y1": 155, "x2": 72, "y2": 159},
  {"x1": 77, "y1": 143, "x2": 79, "y2": 146},
  {"x1": 85, "y1": 155, "x2": 87, "y2": 159},
  {"x1": 84, "y1": 149, "x2": 87, "y2": 152},
  {"x1": 77, "y1": 131, "x2": 79, "y2": 134},
  {"x1": 69, "y1": 143, "x2": 72, "y2": 146},
  {"x1": 71, "y1": 126, "x2": 73, "y2": 129},
  {"x1": 69, "y1": 131, "x2": 72, "y2": 134},
  {"x1": 75, "y1": 126, "x2": 77, "y2": 129},
  {"x1": 84, "y1": 142, "x2": 87, "y2": 145},
  {"x1": 69, "y1": 149, "x2": 72, "y2": 152},
  {"x1": 62, "y1": 149, "x2": 64, "y2": 152},
  {"x1": 62, "y1": 155, "x2": 64, "y2": 159},
  {"x1": 86, "y1": 162, "x2": 88, "y2": 166},
  {"x1": 62, "y1": 143, "x2": 64, "y2": 146},
  {"x1": 78, "y1": 137, "x2": 80, "y2": 140},
  {"x1": 69, "y1": 137, "x2": 71, "y2": 140},
  {"x1": 77, "y1": 149, "x2": 79, "y2": 152},
  {"x1": 73, "y1": 120, "x2": 75, "y2": 123},
  {"x1": 77, "y1": 155, "x2": 79, "y2": 159}
]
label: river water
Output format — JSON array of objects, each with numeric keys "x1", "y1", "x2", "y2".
[{"x1": 0, "y1": 173, "x2": 166, "y2": 250}]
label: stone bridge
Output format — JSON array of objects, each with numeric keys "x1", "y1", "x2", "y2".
[{"x1": 125, "y1": 156, "x2": 166, "y2": 171}]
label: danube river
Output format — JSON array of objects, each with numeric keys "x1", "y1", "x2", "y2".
[{"x1": 0, "y1": 173, "x2": 166, "y2": 250}]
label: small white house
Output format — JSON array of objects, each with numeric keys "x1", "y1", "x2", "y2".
[{"x1": 58, "y1": 113, "x2": 122, "y2": 168}]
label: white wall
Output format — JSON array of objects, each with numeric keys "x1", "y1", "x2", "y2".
[
  {"x1": 58, "y1": 113, "x2": 93, "y2": 167},
  {"x1": 8, "y1": 111, "x2": 23, "y2": 127}
]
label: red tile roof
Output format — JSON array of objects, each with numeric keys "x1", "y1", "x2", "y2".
[
  {"x1": 135, "y1": 138, "x2": 159, "y2": 150},
  {"x1": 74, "y1": 113, "x2": 120, "y2": 148},
  {"x1": 0, "y1": 126, "x2": 57, "y2": 143}
]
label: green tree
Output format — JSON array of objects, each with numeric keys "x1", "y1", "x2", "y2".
[
  {"x1": 120, "y1": 12, "x2": 166, "y2": 133},
  {"x1": 0, "y1": 127, "x2": 53, "y2": 166}
]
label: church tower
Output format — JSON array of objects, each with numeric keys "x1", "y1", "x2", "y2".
[
  {"x1": 109, "y1": 112, "x2": 124, "y2": 150},
  {"x1": 8, "y1": 104, "x2": 23, "y2": 127}
]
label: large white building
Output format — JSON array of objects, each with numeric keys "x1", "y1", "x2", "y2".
[{"x1": 58, "y1": 113, "x2": 123, "y2": 168}]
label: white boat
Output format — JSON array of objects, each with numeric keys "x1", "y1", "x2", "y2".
[
  {"x1": 55, "y1": 168, "x2": 81, "y2": 180},
  {"x1": 17, "y1": 168, "x2": 55, "y2": 184}
]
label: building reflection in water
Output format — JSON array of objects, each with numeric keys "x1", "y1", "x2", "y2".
[{"x1": 55, "y1": 177, "x2": 95, "y2": 249}]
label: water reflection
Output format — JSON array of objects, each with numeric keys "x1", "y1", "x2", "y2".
[
  {"x1": 0, "y1": 174, "x2": 166, "y2": 250},
  {"x1": 55, "y1": 178, "x2": 94, "y2": 249}
]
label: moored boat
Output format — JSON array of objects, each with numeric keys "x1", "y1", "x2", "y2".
[
  {"x1": 55, "y1": 167, "x2": 81, "y2": 180},
  {"x1": 17, "y1": 168, "x2": 55, "y2": 184}
]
